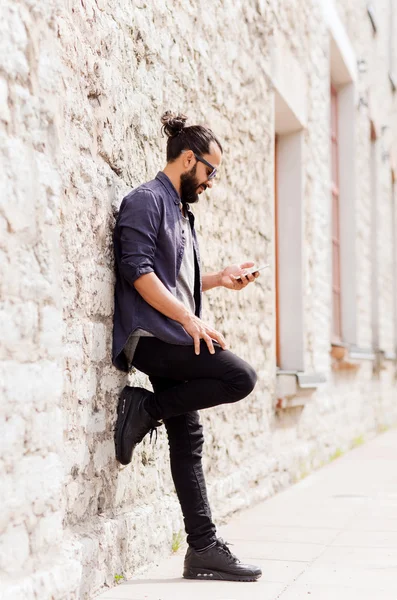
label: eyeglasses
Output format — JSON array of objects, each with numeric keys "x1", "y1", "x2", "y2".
[{"x1": 193, "y1": 153, "x2": 217, "y2": 180}]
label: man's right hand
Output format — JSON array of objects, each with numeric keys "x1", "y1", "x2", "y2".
[
  {"x1": 181, "y1": 314, "x2": 227, "y2": 356},
  {"x1": 133, "y1": 273, "x2": 227, "y2": 355}
]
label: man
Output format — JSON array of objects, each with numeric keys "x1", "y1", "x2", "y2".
[{"x1": 112, "y1": 111, "x2": 262, "y2": 581}]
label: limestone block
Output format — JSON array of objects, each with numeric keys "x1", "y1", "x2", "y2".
[
  {"x1": 87, "y1": 409, "x2": 107, "y2": 434},
  {"x1": 63, "y1": 439, "x2": 90, "y2": 474},
  {"x1": 0, "y1": 413, "x2": 25, "y2": 462},
  {"x1": 27, "y1": 407, "x2": 63, "y2": 454},
  {"x1": 93, "y1": 439, "x2": 114, "y2": 474},
  {"x1": 0, "y1": 361, "x2": 62, "y2": 416},
  {"x1": 30, "y1": 511, "x2": 63, "y2": 555},
  {"x1": 62, "y1": 262, "x2": 78, "y2": 309},
  {"x1": 83, "y1": 265, "x2": 114, "y2": 318},
  {"x1": 0, "y1": 77, "x2": 10, "y2": 123},
  {"x1": 14, "y1": 454, "x2": 63, "y2": 514},
  {"x1": 0, "y1": 4, "x2": 29, "y2": 78},
  {"x1": 15, "y1": 248, "x2": 54, "y2": 305},
  {"x1": 63, "y1": 340, "x2": 85, "y2": 362},
  {"x1": 66, "y1": 482, "x2": 96, "y2": 523},
  {"x1": 0, "y1": 300, "x2": 38, "y2": 360},
  {"x1": 98, "y1": 366, "x2": 123, "y2": 395},
  {"x1": 0, "y1": 557, "x2": 82, "y2": 600},
  {"x1": 0, "y1": 140, "x2": 37, "y2": 237},
  {"x1": 0, "y1": 473, "x2": 15, "y2": 534},
  {"x1": 84, "y1": 322, "x2": 107, "y2": 362},
  {"x1": 39, "y1": 305, "x2": 63, "y2": 356},
  {"x1": 0, "y1": 523, "x2": 30, "y2": 575},
  {"x1": 64, "y1": 481, "x2": 80, "y2": 516},
  {"x1": 76, "y1": 366, "x2": 97, "y2": 402}
]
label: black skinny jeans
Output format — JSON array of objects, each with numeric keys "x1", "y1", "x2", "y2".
[{"x1": 131, "y1": 337, "x2": 257, "y2": 550}]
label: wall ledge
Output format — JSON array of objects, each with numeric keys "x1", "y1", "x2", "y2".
[
  {"x1": 276, "y1": 371, "x2": 326, "y2": 409},
  {"x1": 331, "y1": 344, "x2": 376, "y2": 371},
  {"x1": 348, "y1": 345, "x2": 376, "y2": 361}
]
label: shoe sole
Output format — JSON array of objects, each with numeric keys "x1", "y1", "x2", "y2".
[
  {"x1": 183, "y1": 567, "x2": 261, "y2": 581},
  {"x1": 114, "y1": 388, "x2": 134, "y2": 465}
]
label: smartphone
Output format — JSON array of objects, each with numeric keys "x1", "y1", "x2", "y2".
[{"x1": 235, "y1": 264, "x2": 269, "y2": 280}]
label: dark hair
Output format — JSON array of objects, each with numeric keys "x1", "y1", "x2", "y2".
[{"x1": 160, "y1": 111, "x2": 223, "y2": 162}]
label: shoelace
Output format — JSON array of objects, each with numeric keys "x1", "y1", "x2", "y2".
[
  {"x1": 216, "y1": 538, "x2": 239, "y2": 563},
  {"x1": 149, "y1": 418, "x2": 163, "y2": 444},
  {"x1": 149, "y1": 427, "x2": 158, "y2": 444}
]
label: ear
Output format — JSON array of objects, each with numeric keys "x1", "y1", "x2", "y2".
[{"x1": 182, "y1": 150, "x2": 195, "y2": 169}]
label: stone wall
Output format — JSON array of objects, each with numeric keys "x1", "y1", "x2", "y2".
[
  {"x1": 1, "y1": 0, "x2": 396, "y2": 599},
  {"x1": 0, "y1": 2, "x2": 81, "y2": 598}
]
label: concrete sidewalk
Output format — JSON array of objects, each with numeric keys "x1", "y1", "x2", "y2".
[{"x1": 97, "y1": 428, "x2": 397, "y2": 600}]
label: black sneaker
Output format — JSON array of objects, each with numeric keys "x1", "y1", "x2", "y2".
[
  {"x1": 114, "y1": 386, "x2": 162, "y2": 465},
  {"x1": 183, "y1": 538, "x2": 262, "y2": 582}
]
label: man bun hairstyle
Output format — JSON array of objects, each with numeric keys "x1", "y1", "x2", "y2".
[
  {"x1": 161, "y1": 111, "x2": 188, "y2": 137},
  {"x1": 160, "y1": 110, "x2": 223, "y2": 163}
]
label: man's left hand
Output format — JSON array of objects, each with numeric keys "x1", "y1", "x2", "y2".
[{"x1": 220, "y1": 262, "x2": 260, "y2": 290}]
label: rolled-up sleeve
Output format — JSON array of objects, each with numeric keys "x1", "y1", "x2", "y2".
[{"x1": 117, "y1": 189, "x2": 162, "y2": 285}]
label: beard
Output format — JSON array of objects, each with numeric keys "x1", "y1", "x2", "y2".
[{"x1": 180, "y1": 164, "x2": 203, "y2": 206}]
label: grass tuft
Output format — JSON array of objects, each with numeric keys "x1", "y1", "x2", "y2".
[
  {"x1": 378, "y1": 423, "x2": 389, "y2": 433},
  {"x1": 330, "y1": 448, "x2": 343, "y2": 461},
  {"x1": 172, "y1": 529, "x2": 184, "y2": 553},
  {"x1": 352, "y1": 435, "x2": 365, "y2": 448}
]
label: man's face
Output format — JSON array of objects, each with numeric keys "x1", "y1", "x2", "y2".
[{"x1": 180, "y1": 143, "x2": 222, "y2": 204}]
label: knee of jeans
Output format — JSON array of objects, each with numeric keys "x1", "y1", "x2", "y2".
[{"x1": 231, "y1": 364, "x2": 258, "y2": 401}]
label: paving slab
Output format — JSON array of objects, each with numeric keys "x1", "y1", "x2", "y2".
[
  {"x1": 96, "y1": 428, "x2": 397, "y2": 600},
  {"x1": 278, "y1": 582, "x2": 397, "y2": 600}
]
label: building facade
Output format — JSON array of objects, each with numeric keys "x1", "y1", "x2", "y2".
[{"x1": 1, "y1": 0, "x2": 397, "y2": 598}]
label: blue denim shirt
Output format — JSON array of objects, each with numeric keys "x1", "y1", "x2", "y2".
[{"x1": 112, "y1": 172, "x2": 202, "y2": 372}]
